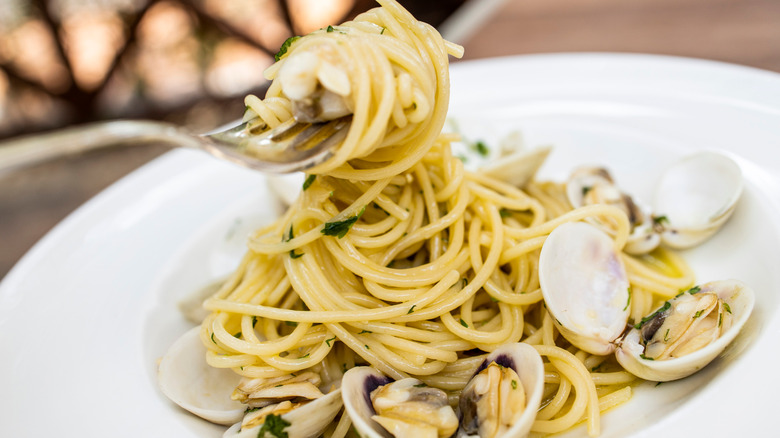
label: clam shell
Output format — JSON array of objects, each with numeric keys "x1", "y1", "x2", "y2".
[
  {"x1": 539, "y1": 221, "x2": 630, "y2": 355},
  {"x1": 615, "y1": 279, "x2": 755, "y2": 382},
  {"x1": 343, "y1": 343, "x2": 545, "y2": 438},
  {"x1": 480, "y1": 145, "x2": 552, "y2": 188},
  {"x1": 223, "y1": 388, "x2": 343, "y2": 438},
  {"x1": 157, "y1": 326, "x2": 245, "y2": 425},
  {"x1": 655, "y1": 151, "x2": 743, "y2": 249},
  {"x1": 457, "y1": 343, "x2": 545, "y2": 438}
]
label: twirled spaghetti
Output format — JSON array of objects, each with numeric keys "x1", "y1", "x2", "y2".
[{"x1": 198, "y1": 1, "x2": 695, "y2": 436}]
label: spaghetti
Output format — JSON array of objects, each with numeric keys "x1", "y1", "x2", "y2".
[{"x1": 199, "y1": 1, "x2": 695, "y2": 436}]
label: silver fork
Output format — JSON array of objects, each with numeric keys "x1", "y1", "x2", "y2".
[{"x1": 0, "y1": 116, "x2": 352, "y2": 174}]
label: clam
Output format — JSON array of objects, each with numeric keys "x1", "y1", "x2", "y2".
[
  {"x1": 565, "y1": 167, "x2": 660, "y2": 256},
  {"x1": 615, "y1": 279, "x2": 754, "y2": 381},
  {"x1": 222, "y1": 385, "x2": 343, "y2": 438},
  {"x1": 158, "y1": 327, "x2": 343, "y2": 437},
  {"x1": 158, "y1": 326, "x2": 245, "y2": 425},
  {"x1": 539, "y1": 221, "x2": 755, "y2": 381},
  {"x1": 278, "y1": 47, "x2": 353, "y2": 123},
  {"x1": 480, "y1": 145, "x2": 552, "y2": 188},
  {"x1": 564, "y1": 151, "x2": 743, "y2": 254},
  {"x1": 653, "y1": 151, "x2": 743, "y2": 249},
  {"x1": 342, "y1": 343, "x2": 544, "y2": 438}
]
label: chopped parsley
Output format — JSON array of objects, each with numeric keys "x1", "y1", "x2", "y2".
[
  {"x1": 723, "y1": 302, "x2": 732, "y2": 314},
  {"x1": 234, "y1": 331, "x2": 242, "y2": 338},
  {"x1": 325, "y1": 336, "x2": 337, "y2": 347},
  {"x1": 407, "y1": 304, "x2": 416, "y2": 314},
  {"x1": 326, "y1": 25, "x2": 334, "y2": 32},
  {"x1": 245, "y1": 406, "x2": 261, "y2": 414},
  {"x1": 321, "y1": 206, "x2": 365, "y2": 238},
  {"x1": 582, "y1": 186, "x2": 592, "y2": 196},
  {"x1": 257, "y1": 413, "x2": 290, "y2": 438},
  {"x1": 693, "y1": 310, "x2": 703, "y2": 319},
  {"x1": 511, "y1": 380, "x2": 518, "y2": 390},
  {"x1": 300, "y1": 353, "x2": 310, "y2": 359},
  {"x1": 499, "y1": 208, "x2": 512, "y2": 218},
  {"x1": 655, "y1": 381, "x2": 663, "y2": 387},
  {"x1": 653, "y1": 215, "x2": 669, "y2": 226},
  {"x1": 413, "y1": 383, "x2": 427, "y2": 388},
  {"x1": 302, "y1": 174, "x2": 316, "y2": 191},
  {"x1": 663, "y1": 328, "x2": 670, "y2": 342},
  {"x1": 634, "y1": 301, "x2": 671, "y2": 329},
  {"x1": 474, "y1": 140, "x2": 489, "y2": 157},
  {"x1": 364, "y1": 344, "x2": 370, "y2": 349},
  {"x1": 285, "y1": 321, "x2": 298, "y2": 327},
  {"x1": 252, "y1": 316, "x2": 258, "y2": 327},
  {"x1": 459, "y1": 318, "x2": 469, "y2": 328},
  {"x1": 358, "y1": 330, "x2": 372, "y2": 334},
  {"x1": 380, "y1": 27, "x2": 385, "y2": 35},
  {"x1": 286, "y1": 224, "x2": 304, "y2": 259},
  {"x1": 718, "y1": 313, "x2": 723, "y2": 327},
  {"x1": 687, "y1": 285, "x2": 702, "y2": 295},
  {"x1": 639, "y1": 354, "x2": 655, "y2": 361},
  {"x1": 210, "y1": 333, "x2": 216, "y2": 345},
  {"x1": 274, "y1": 36, "x2": 300, "y2": 61},
  {"x1": 624, "y1": 286, "x2": 632, "y2": 311}
]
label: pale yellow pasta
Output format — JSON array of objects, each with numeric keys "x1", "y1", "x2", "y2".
[{"x1": 198, "y1": 1, "x2": 695, "y2": 436}]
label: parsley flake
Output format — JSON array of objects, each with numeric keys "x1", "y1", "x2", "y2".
[
  {"x1": 285, "y1": 321, "x2": 298, "y2": 327},
  {"x1": 459, "y1": 318, "x2": 469, "y2": 328},
  {"x1": 321, "y1": 206, "x2": 365, "y2": 238},
  {"x1": 302, "y1": 174, "x2": 316, "y2": 191},
  {"x1": 511, "y1": 380, "x2": 518, "y2": 390},
  {"x1": 326, "y1": 25, "x2": 334, "y2": 32},
  {"x1": 325, "y1": 336, "x2": 337, "y2": 347},
  {"x1": 274, "y1": 36, "x2": 300, "y2": 61},
  {"x1": 358, "y1": 330, "x2": 372, "y2": 334},
  {"x1": 639, "y1": 354, "x2": 655, "y2": 361},
  {"x1": 257, "y1": 413, "x2": 291, "y2": 438},
  {"x1": 407, "y1": 305, "x2": 416, "y2": 314},
  {"x1": 723, "y1": 302, "x2": 732, "y2": 314},
  {"x1": 474, "y1": 141, "x2": 489, "y2": 157},
  {"x1": 634, "y1": 301, "x2": 671, "y2": 329},
  {"x1": 624, "y1": 286, "x2": 632, "y2": 311}
]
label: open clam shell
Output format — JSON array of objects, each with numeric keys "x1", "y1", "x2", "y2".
[
  {"x1": 157, "y1": 326, "x2": 245, "y2": 425},
  {"x1": 539, "y1": 221, "x2": 631, "y2": 355},
  {"x1": 342, "y1": 343, "x2": 544, "y2": 438},
  {"x1": 615, "y1": 279, "x2": 754, "y2": 382},
  {"x1": 539, "y1": 222, "x2": 755, "y2": 382},
  {"x1": 654, "y1": 151, "x2": 743, "y2": 249},
  {"x1": 565, "y1": 167, "x2": 660, "y2": 256},
  {"x1": 222, "y1": 387, "x2": 343, "y2": 438}
]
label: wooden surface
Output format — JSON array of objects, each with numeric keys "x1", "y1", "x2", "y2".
[{"x1": 3, "y1": 0, "x2": 780, "y2": 279}]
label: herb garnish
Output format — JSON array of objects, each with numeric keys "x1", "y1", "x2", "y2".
[
  {"x1": 634, "y1": 301, "x2": 671, "y2": 329},
  {"x1": 687, "y1": 285, "x2": 702, "y2": 295},
  {"x1": 693, "y1": 310, "x2": 703, "y2": 319},
  {"x1": 325, "y1": 336, "x2": 337, "y2": 347},
  {"x1": 653, "y1": 215, "x2": 669, "y2": 225},
  {"x1": 413, "y1": 383, "x2": 426, "y2": 388},
  {"x1": 257, "y1": 413, "x2": 291, "y2": 438},
  {"x1": 639, "y1": 354, "x2": 655, "y2": 361},
  {"x1": 358, "y1": 330, "x2": 372, "y2": 334},
  {"x1": 326, "y1": 25, "x2": 334, "y2": 32},
  {"x1": 407, "y1": 305, "x2": 416, "y2": 314},
  {"x1": 234, "y1": 331, "x2": 242, "y2": 338},
  {"x1": 460, "y1": 318, "x2": 469, "y2": 328},
  {"x1": 624, "y1": 286, "x2": 632, "y2": 311},
  {"x1": 499, "y1": 208, "x2": 512, "y2": 218},
  {"x1": 321, "y1": 206, "x2": 365, "y2": 238},
  {"x1": 286, "y1": 224, "x2": 304, "y2": 259},
  {"x1": 582, "y1": 186, "x2": 592, "y2": 196},
  {"x1": 663, "y1": 328, "x2": 670, "y2": 342},
  {"x1": 274, "y1": 36, "x2": 300, "y2": 61},
  {"x1": 723, "y1": 302, "x2": 732, "y2": 314},
  {"x1": 511, "y1": 380, "x2": 518, "y2": 390},
  {"x1": 210, "y1": 333, "x2": 217, "y2": 344},
  {"x1": 474, "y1": 140, "x2": 489, "y2": 157},
  {"x1": 285, "y1": 321, "x2": 298, "y2": 327},
  {"x1": 302, "y1": 174, "x2": 316, "y2": 191}
]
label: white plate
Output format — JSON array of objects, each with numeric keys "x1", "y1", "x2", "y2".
[{"x1": 2, "y1": 54, "x2": 780, "y2": 437}]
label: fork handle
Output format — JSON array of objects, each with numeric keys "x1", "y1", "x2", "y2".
[{"x1": 0, "y1": 120, "x2": 200, "y2": 174}]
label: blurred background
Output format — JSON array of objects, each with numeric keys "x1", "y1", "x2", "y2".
[{"x1": 1, "y1": 0, "x2": 779, "y2": 279}]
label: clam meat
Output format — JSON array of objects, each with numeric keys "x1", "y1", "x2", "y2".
[
  {"x1": 539, "y1": 222, "x2": 755, "y2": 382},
  {"x1": 342, "y1": 343, "x2": 544, "y2": 438}
]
